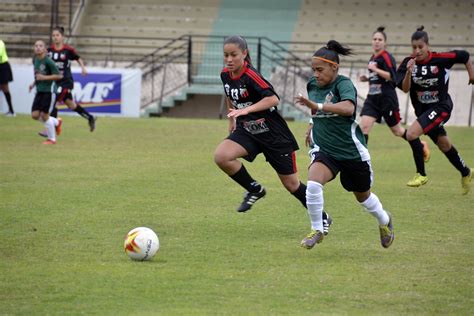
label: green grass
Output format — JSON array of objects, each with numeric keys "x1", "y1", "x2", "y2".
[{"x1": 1, "y1": 115, "x2": 473, "y2": 315}]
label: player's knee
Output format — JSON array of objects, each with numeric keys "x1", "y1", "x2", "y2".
[
  {"x1": 436, "y1": 139, "x2": 451, "y2": 152},
  {"x1": 213, "y1": 150, "x2": 230, "y2": 167},
  {"x1": 31, "y1": 113, "x2": 40, "y2": 120},
  {"x1": 405, "y1": 130, "x2": 418, "y2": 141},
  {"x1": 282, "y1": 178, "x2": 299, "y2": 192}
]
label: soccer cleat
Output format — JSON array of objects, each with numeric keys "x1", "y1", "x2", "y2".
[
  {"x1": 236, "y1": 187, "x2": 266, "y2": 212},
  {"x1": 421, "y1": 140, "x2": 430, "y2": 162},
  {"x1": 406, "y1": 173, "x2": 428, "y2": 187},
  {"x1": 461, "y1": 168, "x2": 473, "y2": 195},
  {"x1": 42, "y1": 139, "x2": 56, "y2": 145},
  {"x1": 38, "y1": 130, "x2": 48, "y2": 138},
  {"x1": 322, "y1": 211, "x2": 332, "y2": 236},
  {"x1": 88, "y1": 116, "x2": 97, "y2": 132},
  {"x1": 4, "y1": 112, "x2": 16, "y2": 117},
  {"x1": 301, "y1": 229, "x2": 324, "y2": 249},
  {"x1": 379, "y1": 212, "x2": 394, "y2": 248},
  {"x1": 55, "y1": 118, "x2": 63, "y2": 136}
]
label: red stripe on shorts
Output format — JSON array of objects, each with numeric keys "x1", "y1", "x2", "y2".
[{"x1": 423, "y1": 111, "x2": 449, "y2": 133}]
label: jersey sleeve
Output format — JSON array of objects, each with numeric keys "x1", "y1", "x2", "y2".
[
  {"x1": 245, "y1": 68, "x2": 276, "y2": 99},
  {"x1": 337, "y1": 78, "x2": 357, "y2": 105},
  {"x1": 379, "y1": 52, "x2": 397, "y2": 82},
  {"x1": 67, "y1": 46, "x2": 80, "y2": 61},
  {"x1": 396, "y1": 57, "x2": 410, "y2": 89},
  {"x1": 437, "y1": 50, "x2": 470, "y2": 69}
]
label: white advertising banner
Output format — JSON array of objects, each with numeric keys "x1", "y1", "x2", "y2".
[{"x1": 0, "y1": 65, "x2": 141, "y2": 117}]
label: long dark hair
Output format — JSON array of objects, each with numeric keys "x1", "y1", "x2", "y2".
[
  {"x1": 313, "y1": 40, "x2": 353, "y2": 64},
  {"x1": 411, "y1": 25, "x2": 429, "y2": 44},
  {"x1": 373, "y1": 26, "x2": 387, "y2": 41},
  {"x1": 224, "y1": 35, "x2": 252, "y2": 66}
]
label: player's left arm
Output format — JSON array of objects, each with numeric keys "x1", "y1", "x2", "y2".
[
  {"x1": 227, "y1": 95, "x2": 279, "y2": 118},
  {"x1": 368, "y1": 62, "x2": 392, "y2": 81},
  {"x1": 77, "y1": 58, "x2": 87, "y2": 76}
]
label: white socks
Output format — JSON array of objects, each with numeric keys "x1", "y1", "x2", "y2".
[
  {"x1": 306, "y1": 181, "x2": 324, "y2": 232},
  {"x1": 44, "y1": 117, "x2": 58, "y2": 141},
  {"x1": 360, "y1": 193, "x2": 389, "y2": 226}
]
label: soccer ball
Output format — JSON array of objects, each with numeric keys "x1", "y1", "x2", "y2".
[{"x1": 124, "y1": 227, "x2": 160, "y2": 261}]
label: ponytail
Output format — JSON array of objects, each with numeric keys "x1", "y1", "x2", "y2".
[
  {"x1": 313, "y1": 40, "x2": 353, "y2": 64},
  {"x1": 373, "y1": 26, "x2": 387, "y2": 41},
  {"x1": 52, "y1": 26, "x2": 65, "y2": 35},
  {"x1": 411, "y1": 25, "x2": 429, "y2": 44},
  {"x1": 224, "y1": 35, "x2": 252, "y2": 66}
]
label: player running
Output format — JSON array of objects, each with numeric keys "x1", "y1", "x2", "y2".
[
  {"x1": 0, "y1": 39, "x2": 15, "y2": 116},
  {"x1": 29, "y1": 40, "x2": 63, "y2": 145},
  {"x1": 40, "y1": 26, "x2": 96, "y2": 136},
  {"x1": 214, "y1": 35, "x2": 332, "y2": 234},
  {"x1": 397, "y1": 26, "x2": 474, "y2": 194},
  {"x1": 296, "y1": 40, "x2": 394, "y2": 249},
  {"x1": 359, "y1": 26, "x2": 430, "y2": 186}
]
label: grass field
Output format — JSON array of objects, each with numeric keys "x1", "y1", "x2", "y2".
[{"x1": 1, "y1": 115, "x2": 473, "y2": 315}]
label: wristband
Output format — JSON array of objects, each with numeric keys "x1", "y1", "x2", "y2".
[{"x1": 317, "y1": 103, "x2": 324, "y2": 111}]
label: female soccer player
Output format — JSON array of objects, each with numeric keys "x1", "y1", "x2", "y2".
[
  {"x1": 46, "y1": 26, "x2": 96, "y2": 132},
  {"x1": 0, "y1": 39, "x2": 15, "y2": 116},
  {"x1": 359, "y1": 27, "x2": 430, "y2": 187},
  {"x1": 295, "y1": 40, "x2": 394, "y2": 250},
  {"x1": 214, "y1": 35, "x2": 331, "y2": 234},
  {"x1": 29, "y1": 40, "x2": 63, "y2": 145},
  {"x1": 397, "y1": 26, "x2": 474, "y2": 194}
]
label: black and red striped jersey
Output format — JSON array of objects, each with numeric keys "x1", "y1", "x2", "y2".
[
  {"x1": 220, "y1": 62, "x2": 298, "y2": 153},
  {"x1": 367, "y1": 50, "x2": 397, "y2": 95},
  {"x1": 397, "y1": 50, "x2": 470, "y2": 111},
  {"x1": 48, "y1": 44, "x2": 80, "y2": 89}
]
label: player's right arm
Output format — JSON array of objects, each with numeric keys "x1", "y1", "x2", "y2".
[
  {"x1": 397, "y1": 57, "x2": 415, "y2": 93},
  {"x1": 226, "y1": 97, "x2": 236, "y2": 133}
]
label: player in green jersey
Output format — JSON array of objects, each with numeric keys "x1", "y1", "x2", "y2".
[
  {"x1": 29, "y1": 40, "x2": 63, "y2": 145},
  {"x1": 295, "y1": 40, "x2": 394, "y2": 250}
]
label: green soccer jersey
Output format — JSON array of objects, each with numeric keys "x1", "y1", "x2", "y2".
[
  {"x1": 308, "y1": 75, "x2": 370, "y2": 161},
  {"x1": 33, "y1": 55, "x2": 60, "y2": 93}
]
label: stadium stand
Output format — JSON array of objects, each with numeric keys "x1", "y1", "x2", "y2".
[
  {"x1": 1, "y1": 0, "x2": 472, "y2": 123},
  {"x1": 0, "y1": 0, "x2": 76, "y2": 57}
]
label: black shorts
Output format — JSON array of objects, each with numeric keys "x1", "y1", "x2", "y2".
[
  {"x1": 0, "y1": 62, "x2": 13, "y2": 84},
  {"x1": 360, "y1": 94, "x2": 400, "y2": 127},
  {"x1": 228, "y1": 128, "x2": 298, "y2": 175},
  {"x1": 55, "y1": 87, "x2": 73, "y2": 103},
  {"x1": 310, "y1": 151, "x2": 373, "y2": 192},
  {"x1": 32, "y1": 92, "x2": 52, "y2": 113},
  {"x1": 416, "y1": 99, "x2": 452, "y2": 141}
]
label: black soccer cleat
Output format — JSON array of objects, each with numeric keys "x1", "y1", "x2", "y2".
[
  {"x1": 237, "y1": 187, "x2": 266, "y2": 212},
  {"x1": 88, "y1": 116, "x2": 97, "y2": 132},
  {"x1": 322, "y1": 211, "x2": 332, "y2": 236}
]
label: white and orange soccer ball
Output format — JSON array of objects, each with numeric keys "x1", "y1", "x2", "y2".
[{"x1": 124, "y1": 227, "x2": 160, "y2": 261}]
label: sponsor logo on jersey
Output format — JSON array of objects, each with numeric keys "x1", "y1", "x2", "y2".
[
  {"x1": 417, "y1": 91, "x2": 439, "y2": 104},
  {"x1": 368, "y1": 84, "x2": 382, "y2": 95},
  {"x1": 232, "y1": 100, "x2": 253, "y2": 109},
  {"x1": 412, "y1": 77, "x2": 438, "y2": 88},
  {"x1": 430, "y1": 66, "x2": 439, "y2": 74},
  {"x1": 243, "y1": 118, "x2": 269, "y2": 134}
]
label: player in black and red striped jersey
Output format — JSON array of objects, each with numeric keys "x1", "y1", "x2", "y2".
[
  {"x1": 397, "y1": 26, "x2": 474, "y2": 194},
  {"x1": 44, "y1": 26, "x2": 96, "y2": 134},
  {"x1": 214, "y1": 35, "x2": 332, "y2": 234},
  {"x1": 360, "y1": 26, "x2": 430, "y2": 187}
]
